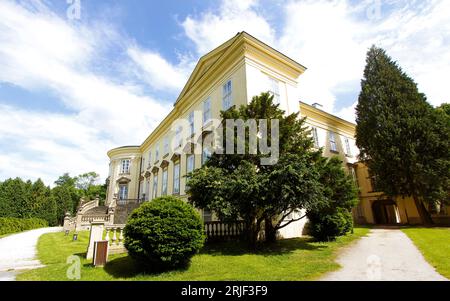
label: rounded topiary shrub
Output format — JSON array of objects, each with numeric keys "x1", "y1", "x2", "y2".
[
  {"x1": 123, "y1": 196, "x2": 205, "y2": 270},
  {"x1": 308, "y1": 208, "x2": 354, "y2": 242}
]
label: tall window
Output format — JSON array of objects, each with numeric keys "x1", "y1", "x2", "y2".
[
  {"x1": 120, "y1": 159, "x2": 130, "y2": 174},
  {"x1": 187, "y1": 154, "x2": 195, "y2": 173},
  {"x1": 163, "y1": 136, "x2": 169, "y2": 155},
  {"x1": 147, "y1": 151, "x2": 152, "y2": 168},
  {"x1": 222, "y1": 80, "x2": 232, "y2": 110},
  {"x1": 344, "y1": 138, "x2": 352, "y2": 157},
  {"x1": 119, "y1": 184, "x2": 128, "y2": 200},
  {"x1": 348, "y1": 165, "x2": 358, "y2": 187},
  {"x1": 329, "y1": 131, "x2": 338, "y2": 152},
  {"x1": 188, "y1": 112, "x2": 195, "y2": 136},
  {"x1": 155, "y1": 143, "x2": 160, "y2": 162},
  {"x1": 203, "y1": 98, "x2": 211, "y2": 125},
  {"x1": 141, "y1": 158, "x2": 145, "y2": 171},
  {"x1": 146, "y1": 179, "x2": 150, "y2": 200},
  {"x1": 139, "y1": 180, "x2": 144, "y2": 197},
  {"x1": 202, "y1": 146, "x2": 211, "y2": 165},
  {"x1": 186, "y1": 154, "x2": 195, "y2": 190},
  {"x1": 173, "y1": 161, "x2": 180, "y2": 194},
  {"x1": 152, "y1": 173, "x2": 158, "y2": 199},
  {"x1": 202, "y1": 135, "x2": 212, "y2": 165},
  {"x1": 312, "y1": 127, "x2": 319, "y2": 148},
  {"x1": 268, "y1": 77, "x2": 280, "y2": 104},
  {"x1": 162, "y1": 168, "x2": 168, "y2": 196},
  {"x1": 175, "y1": 126, "x2": 183, "y2": 148}
]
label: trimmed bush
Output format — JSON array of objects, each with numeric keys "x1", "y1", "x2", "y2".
[
  {"x1": 308, "y1": 208, "x2": 353, "y2": 242},
  {"x1": 0, "y1": 217, "x2": 48, "y2": 236},
  {"x1": 124, "y1": 196, "x2": 205, "y2": 270}
]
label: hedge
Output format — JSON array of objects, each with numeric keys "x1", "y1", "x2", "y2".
[{"x1": 0, "y1": 217, "x2": 49, "y2": 236}]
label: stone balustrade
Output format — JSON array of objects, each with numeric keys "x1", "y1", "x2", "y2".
[{"x1": 104, "y1": 225, "x2": 127, "y2": 255}]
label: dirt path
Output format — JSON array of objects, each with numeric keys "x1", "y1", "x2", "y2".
[
  {"x1": 0, "y1": 227, "x2": 62, "y2": 281},
  {"x1": 321, "y1": 228, "x2": 448, "y2": 281}
]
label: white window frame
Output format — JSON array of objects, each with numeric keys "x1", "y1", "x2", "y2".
[
  {"x1": 120, "y1": 159, "x2": 130, "y2": 174},
  {"x1": 175, "y1": 126, "x2": 183, "y2": 148},
  {"x1": 152, "y1": 173, "x2": 158, "y2": 199},
  {"x1": 186, "y1": 154, "x2": 195, "y2": 173},
  {"x1": 329, "y1": 131, "x2": 338, "y2": 152},
  {"x1": 203, "y1": 97, "x2": 211, "y2": 125},
  {"x1": 173, "y1": 161, "x2": 180, "y2": 194},
  {"x1": 185, "y1": 154, "x2": 195, "y2": 190},
  {"x1": 162, "y1": 167, "x2": 168, "y2": 196},
  {"x1": 344, "y1": 137, "x2": 352, "y2": 157},
  {"x1": 145, "y1": 178, "x2": 150, "y2": 200},
  {"x1": 202, "y1": 145, "x2": 211, "y2": 165},
  {"x1": 148, "y1": 150, "x2": 152, "y2": 168},
  {"x1": 119, "y1": 184, "x2": 128, "y2": 200},
  {"x1": 188, "y1": 112, "x2": 195, "y2": 136},
  {"x1": 163, "y1": 136, "x2": 169, "y2": 155},
  {"x1": 312, "y1": 127, "x2": 319, "y2": 148},
  {"x1": 155, "y1": 143, "x2": 160, "y2": 162},
  {"x1": 222, "y1": 80, "x2": 232, "y2": 110},
  {"x1": 268, "y1": 77, "x2": 280, "y2": 105}
]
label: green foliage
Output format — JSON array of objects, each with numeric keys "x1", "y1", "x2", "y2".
[
  {"x1": 187, "y1": 92, "x2": 326, "y2": 246},
  {"x1": 356, "y1": 46, "x2": 450, "y2": 223},
  {"x1": 0, "y1": 217, "x2": 48, "y2": 236},
  {"x1": 0, "y1": 178, "x2": 58, "y2": 226},
  {"x1": 308, "y1": 208, "x2": 353, "y2": 242},
  {"x1": 124, "y1": 196, "x2": 205, "y2": 270},
  {"x1": 307, "y1": 157, "x2": 359, "y2": 241},
  {"x1": 0, "y1": 171, "x2": 106, "y2": 227}
]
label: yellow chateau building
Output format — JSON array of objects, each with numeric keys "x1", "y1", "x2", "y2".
[{"x1": 104, "y1": 32, "x2": 448, "y2": 232}]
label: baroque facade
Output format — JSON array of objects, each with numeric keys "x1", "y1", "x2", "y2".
[{"x1": 99, "y1": 32, "x2": 448, "y2": 235}]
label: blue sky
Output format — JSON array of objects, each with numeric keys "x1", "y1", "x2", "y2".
[{"x1": 0, "y1": 0, "x2": 449, "y2": 185}]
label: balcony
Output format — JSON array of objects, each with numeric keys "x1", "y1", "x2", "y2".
[{"x1": 116, "y1": 198, "x2": 145, "y2": 206}]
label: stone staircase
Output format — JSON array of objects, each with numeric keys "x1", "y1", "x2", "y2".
[{"x1": 113, "y1": 203, "x2": 141, "y2": 224}]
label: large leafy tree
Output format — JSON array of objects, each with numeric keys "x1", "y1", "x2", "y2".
[
  {"x1": 187, "y1": 92, "x2": 325, "y2": 247},
  {"x1": 356, "y1": 46, "x2": 450, "y2": 224}
]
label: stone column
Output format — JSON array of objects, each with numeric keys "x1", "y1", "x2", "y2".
[{"x1": 86, "y1": 222, "x2": 105, "y2": 259}]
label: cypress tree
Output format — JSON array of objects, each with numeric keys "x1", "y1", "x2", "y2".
[{"x1": 356, "y1": 46, "x2": 450, "y2": 224}]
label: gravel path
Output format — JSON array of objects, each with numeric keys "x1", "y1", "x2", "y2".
[
  {"x1": 0, "y1": 227, "x2": 62, "y2": 281},
  {"x1": 321, "y1": 228, "x2": 448, "y2": 281}
]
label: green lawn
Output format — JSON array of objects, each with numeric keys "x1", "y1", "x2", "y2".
[
  {"x1": 18, "y1": 227, "x2": 370, "y2": 281},
  {"x1": 402, "y1": 227, "x2": 450, "y2": 279}
]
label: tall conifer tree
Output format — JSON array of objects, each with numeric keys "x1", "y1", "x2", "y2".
[{"x1": 356, "y1": 46, "x2": 450, "y2": 224}]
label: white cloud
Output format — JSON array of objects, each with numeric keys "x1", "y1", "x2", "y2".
[
  {"x1": 127, "y1": 46, "x2": 194, "y2": 93},
  {"x1": 0, "y1": 0, "x2": 171, "y2": 184},
  {"x1": 182, "y1": 0, "x2": 275, "y2": 54},
  {"x1": 0, "y1": 104, "x2": 109, "y2": 185},
  {"x1": 180, "y1": 0, "x2": 450, "y2": 122}
]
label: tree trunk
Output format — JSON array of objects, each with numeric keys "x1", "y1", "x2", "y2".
[
  {"x1": 246, "y1": 219, "x2": 260, "y2": 250},
  {"x1": 413, "y1": 195, "x2": 433, "y2": 225},
  {"x1": 264, "y1": 218, "x2": 277, "y2": 243}
]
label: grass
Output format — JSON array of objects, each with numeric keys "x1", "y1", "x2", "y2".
[
  {"x1": 17, "y1": 227, "x2": 370, "y2": 281},
  {"x1": 402, "y1": 227, "x2": 450, "y2": 279}
]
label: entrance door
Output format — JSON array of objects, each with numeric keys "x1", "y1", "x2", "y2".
[{"x1": 372, "y1": 200, "x2": 400, "y2": 225}]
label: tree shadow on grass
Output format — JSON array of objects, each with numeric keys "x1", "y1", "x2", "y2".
[
  {"x1": 201, "y1": 237, "x2": 328, "y2": 257},
  {"x1": 103, "y1": 256, "x2": 191, "y2": 279}
]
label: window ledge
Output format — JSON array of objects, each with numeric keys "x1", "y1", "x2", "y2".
[{"x1": 330, "y1": 150, "x2": 340, "y2": 154}]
